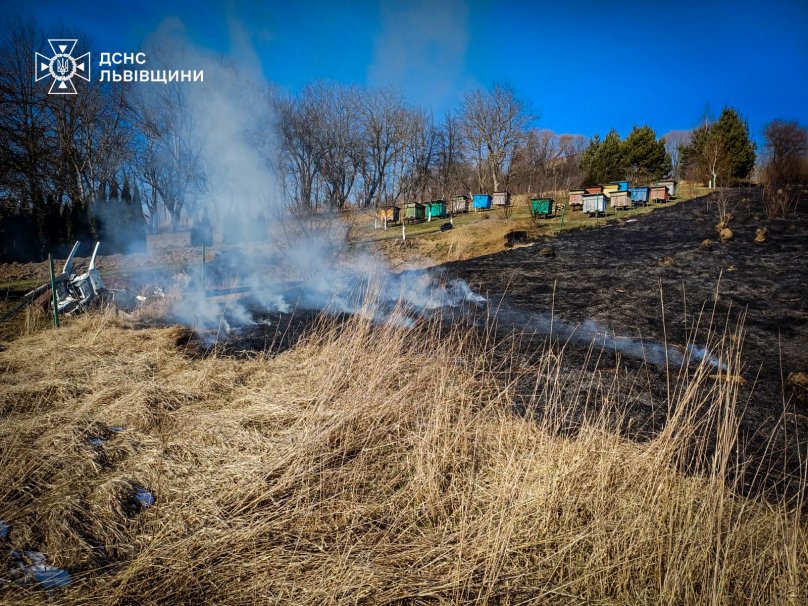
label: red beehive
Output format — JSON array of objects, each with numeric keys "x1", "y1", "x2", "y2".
[
  {"x1": 650, "y1": 186, "x2": 669, "y2": 203},
  {"x1": 568, "y1": 190, "x2": 585, "y2": 207}
]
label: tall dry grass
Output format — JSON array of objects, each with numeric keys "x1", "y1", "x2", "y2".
[{"x1": 0, "y1": 305, "x2": 805, "y2": 604}]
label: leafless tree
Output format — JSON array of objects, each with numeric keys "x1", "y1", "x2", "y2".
[
  {"x1": 434, "y1": 112, "x2": 467, "y2": 198},
  {"x1": 557, "y1": 134, "x2": 586, "y2": 191},
  {"x1": 702, "y1": 131, "x2": 729, "y2": 189},
  {"x1": 277, "y1": 84, "x2": 327, "y2": 212},
  {"x1": 662, "y1": 129, "x2": 691, "y2": 180},
  {"x1": 0, "y1": 17, "x2": 136, "y2": 253},
  {"x1": 762, "y1": 120, "x2": 808, "y2": 187},
  {"x1": 313, "y1": 83, "x2": 362, "y2": 210},
  {"x1": 460, "y1": 83, "x2": 532, "y2": 192},
  {"x1": 402, "y1": 107, "x2": 439, "y2": 203},
  {"x1": 131, "y1": 60, "x2": 203, "y2": 230},
  {"x1": 0, "y1": 19, "x2": 54, "y2": 216},
  {"x1": 510, "y1": 130, "x2": 584, "y2": 195},
  {"x1": 355, "y1": 87, "x2": 411, "y2": 208}
]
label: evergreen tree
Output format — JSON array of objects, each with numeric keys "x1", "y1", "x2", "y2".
[
  {"x1": 680, "y1": 108, "x2": 755, "y2": 187},
  {"x1": 621, "y1": 125, "x2": 671, "y2": 183},
  {"x1": 580, "y1": 134, "x2": 602, "y2": 185},
  {"x1": 598, "y1": 130, "x2": 625, "y2": 182},
  {"x1": 581, "y1": 130, "x2": 625, "y2": 184},
  {"x1": 712, "y1": 107, "x2": 756, "y2": 182}
]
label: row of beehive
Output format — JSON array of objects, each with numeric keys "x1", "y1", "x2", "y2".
[
  {"x1": 377, "y1": 192, "x2": 512, "y2": 224},
  {"x1": 568, "y1": 179, "x2": 677, "y2": 215}
]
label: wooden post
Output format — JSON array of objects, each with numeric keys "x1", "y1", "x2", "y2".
[{"x1": 48, "y1": 253, "x2": 59, "y2": 328}]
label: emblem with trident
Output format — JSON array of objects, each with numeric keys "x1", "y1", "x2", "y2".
[{"x1": 34, "y1": 39, "x2": 91, "y2": 95}]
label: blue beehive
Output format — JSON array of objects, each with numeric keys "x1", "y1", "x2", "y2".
[
  {"x1": 611, "y1": 180, "x2": 630, "y2": 191},
  {"x1": 472, "y1": 194, "x2": 492, "y2": 210},
  {"x1": 629, "y1": 187, "x2": 650, "y2": 205}
]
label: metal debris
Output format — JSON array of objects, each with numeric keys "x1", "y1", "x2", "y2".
[
  {"x1": 0, "y1": 241, "x2": 106, "y2": 321},
  {"x1": 54, "y1": 241, "x2": 105, "y2": 314}
]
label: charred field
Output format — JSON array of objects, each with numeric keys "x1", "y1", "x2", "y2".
[{"x1": 445, "y1": 188, "x2": 808, "y2": 501}]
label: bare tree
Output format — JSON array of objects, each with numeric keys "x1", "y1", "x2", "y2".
[
  {"x1": 355, "y1": 87, "x2": 410, "y2": 208},
  {"x1": 277, "y1": 85, "x2": 326, "y2": 211},
  {"x1": 0, "y1": 17, "x2": 136, "y2": 255},
  {"x1": 702, "y1": 131, "x2": 729, "y2": 189},
  {"x1": 460, "y1": 83, "x2": 532, "y2": 192},
  {"x1": 313, "y1": 83, "x2": 362, "y2": 210},
  {"x1": 762, "y1": 120, "x2": 808, "y2": 187},
  {"x1": 662, "y1": 129, "x2": 692, "y2": 180},
  {"x1": 0, "y1": 18, "x2": 54, "y2": 232},
  {"x1": 509, "y1": 130, "x2": 584, "y2": 194},
  {"x1": 402, "y1": 107, "x2": 439, "y2": 203},
  {"x1": 132, "y1": 74, "x2": 203, "y2": 230},
  {"x1": 435, "y1": 112, "x2": 467, "y2": 198},
  {"x1": 557, "y1": 134, "x2": 586, "y2": 191}
]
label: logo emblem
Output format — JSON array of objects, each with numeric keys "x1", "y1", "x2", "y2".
[{"x1": 35, "y1": 39, "x2": 90, "y2": 95}]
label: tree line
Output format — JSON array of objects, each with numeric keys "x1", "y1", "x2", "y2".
[{"x1": 1, "y1": 17, "x2": 805, "y2": 262}]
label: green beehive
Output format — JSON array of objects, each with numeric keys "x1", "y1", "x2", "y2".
[
  {"x1": 404, "y1": 202, "x2": 426, "y2": 222},
  {"x1": 530, "y1": 198, "x2": 554, "y2": 217},
  {"x1": 424, "y1": 200, "x2": 447, "y2": 219}
]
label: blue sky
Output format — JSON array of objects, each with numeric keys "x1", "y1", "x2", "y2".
[{"x1": 9, "y1": 0, "x2": 808, "y2": 143}]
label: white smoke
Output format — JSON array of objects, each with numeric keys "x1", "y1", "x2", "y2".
[
  {"x1": 138, "y1": 19, "x2": 484, "y2": 333},
  {"x1": 493, "y1": 308, "x2": 725, "y2": 370}
]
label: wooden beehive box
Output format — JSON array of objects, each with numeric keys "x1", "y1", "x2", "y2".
[
  {"x1": 451, "y1": 195, "x2": 469, "y2": 214},
  {"x1": 582, "y1": 193, "x2": 607, "y2": 216},
  {"x1": 377, "y1": 205, "x2": 400, "y2": 224},
  {"x1": 568, "y1": 189, "x2": 585, "y2": 208},
  {"x1": 610, "y1": 190, "x2": 631, "y2": 209},
  {"x1": 492, "y1": 191, "x2": 511, "y2": 207},
  {"x1": 650, "y1": 186, "x2": 669, "y2": 203}
]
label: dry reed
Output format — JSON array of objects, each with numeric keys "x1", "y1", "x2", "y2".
[{"x1": 0, "y1": 304, "x2": 804, "y2": 604}]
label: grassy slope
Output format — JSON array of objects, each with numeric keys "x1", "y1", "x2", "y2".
[
  {"x1": 350, "y1": 184, "x2": 711, "y2": 267},
  {"x1": 0, "y1": 309, "x2": 804, "y2": 604}
]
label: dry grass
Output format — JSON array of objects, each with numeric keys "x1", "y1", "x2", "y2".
[
  {"x1": 356, "y1": 184, "x2": 712, "y2": 268},
  {"x1": 0, "y1": 306, "x2": 805, "y2": 604}
]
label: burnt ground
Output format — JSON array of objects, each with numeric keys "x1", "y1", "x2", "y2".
[{"x1": 442, "y1": 188, "x2": 808, "y2": 505}]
